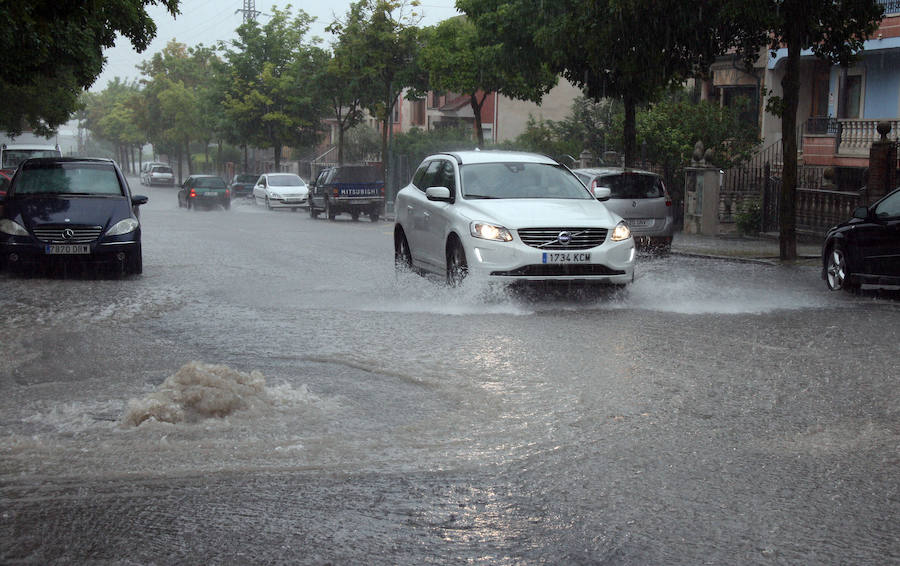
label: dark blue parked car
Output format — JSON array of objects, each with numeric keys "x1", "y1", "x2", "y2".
[{"x1": 0, "y1": 157, "x2": 147, "y2": 274}]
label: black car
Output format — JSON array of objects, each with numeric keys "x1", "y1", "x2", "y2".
[
  {"x1": 178, "y1": 175, "x2": 230, "y2": 210},
  {"x1": 0, "y1": 157, "x2": 147, "y2": 274},
  {"x1": 823, "y1": 187, "x2": 900, "y2": 292},
  {"x1": 228, "y1": 173, "x2": 259, "y2": 199}
]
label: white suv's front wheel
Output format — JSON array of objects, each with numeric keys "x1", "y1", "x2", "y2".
[{"x1": 446, "y1": 240, "x2": 468, "y2": 286}]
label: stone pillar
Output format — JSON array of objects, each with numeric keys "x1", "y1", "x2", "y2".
[
  {"x1": 867, "y1": 121, "x2": 897, "y2": 204},
  {"x1": 578, "y1": 149, "x2": 593, "y2": 169},
  {"x1": 683, "y1": 142, "x2": 722, "y2": 235}
]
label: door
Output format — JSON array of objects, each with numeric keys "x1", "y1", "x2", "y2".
[
  {"x1": 409, "y1": 160, "x2": 445, "y2": 271},
  {"x1": 855, "y1": 191, "x2": 900, "y2": 277},
  {"x1": 253, "y1": 176, "x2": 267, "y2": 202},
  {"x1": 422, "y1": 159, "x2": 459, "y2": 271}
]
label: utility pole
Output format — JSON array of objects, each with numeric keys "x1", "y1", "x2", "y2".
[{"x1": 237, "y1": 0, "x2": 260, "y2": 24}]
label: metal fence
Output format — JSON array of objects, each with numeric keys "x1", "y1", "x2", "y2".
[{"x1": 721, "y1": 139, "x2": 867, "y2": 236}]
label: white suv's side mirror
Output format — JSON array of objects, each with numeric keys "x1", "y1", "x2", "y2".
[
  {"x1": 425, "y1": 186, "x2": 452, "y2": 202},
  {"x1": 593, "y1": 186, "x2": 612, "y2": 201}
]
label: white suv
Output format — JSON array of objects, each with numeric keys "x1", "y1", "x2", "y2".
[{"x1": 394, "y1": 151, "x2": 635, "y2": 287}]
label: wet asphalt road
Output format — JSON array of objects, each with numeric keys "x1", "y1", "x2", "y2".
[{"x1": 1, "y1": 179, "x2": 898, "y2": 565}]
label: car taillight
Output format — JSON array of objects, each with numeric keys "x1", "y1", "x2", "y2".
[
  {"x1": 332, "y1": 188, "x2": 339, "y2": 197},
  {"x1": 380, "y1": 185, "x2": 384, "y2": 195},
  {"x1": 225, "y1": 189, "x2": 230, "y2": 197},
  {"x1": 590, "y1": 179, "x2": 598, "y2": 190},
  {"x1": 189, "y1": 189, "x2": 196, "y2": 197}
]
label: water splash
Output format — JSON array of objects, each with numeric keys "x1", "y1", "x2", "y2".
[{"x1": 122, "y1": 361, "x2": 269, "y2": 426}]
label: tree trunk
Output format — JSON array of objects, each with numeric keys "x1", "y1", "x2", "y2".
[
  {"x1": 274, "y1": 144, "x2": 282, "y2": 170},
  {"x1": 185, "y1": 139, "x2": 193, "y2": 176},
  {"x1": 470, "y1": 93, "x2": 485, "y2": 149},
  {"x1": 623, "y1": 95, "x2": 637, "y2": 167},
  {"x1": 204, "y1": 141, "x2": 210, "y2": 174},
  {"x1": 779, "y1": 19, "x2": 801, "y2": 261},
  {"x1": 243, "y1": 145, "x2": 248, "y2": 172},
  {"x1": 338, "y1": 124, "x2": 345, "y2": 166},
  {"x1": 177, "y1": 147, "x2": 183, "y2": 185},
  {"x1": 217, "y1": 140, "x2": 223, "y2": 176}
]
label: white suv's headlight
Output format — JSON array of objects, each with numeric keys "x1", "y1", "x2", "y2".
[
  {"x1": 270, "y1": 192, "x2": 282, "y2": 199},
  {"x1": 0, "y1": 219, "x2": 28, "y2": 236},
  {"x1": 470, "y1": 222, "x2": 513, "y2": 242},
  {"x1": 107, "y1": 218, "x2": 139, "y2": 236},
  {"x1": 611, "y1": 221, "x2": 632, "y2": 242}
]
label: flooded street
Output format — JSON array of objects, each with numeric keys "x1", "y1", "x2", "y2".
[{"x1": 2, "y1": 183, "x2": 898, "y2": 564}]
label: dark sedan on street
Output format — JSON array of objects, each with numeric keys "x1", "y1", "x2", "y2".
[
  {"x1": 178, "y1": 175, "x2": 231, "y2": 210},
  {"x1": 0, "y1": 157, "x2": 147, "y2": 274},
  {"x1": 823, "y1": 187, "x2": 900, "y2": 292},
  {"x1": 228, "y1": 173, "x2": 259, "y2": 199}
]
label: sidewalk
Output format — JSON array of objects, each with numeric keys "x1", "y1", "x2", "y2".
[{"x1": 671, "y1": 231, "x2": 822, "y2": 265}]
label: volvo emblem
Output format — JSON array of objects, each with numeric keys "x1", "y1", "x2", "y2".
[
  {"x1": 62, "y1": 228, "x2": 75, "y2": 240},
  {"x1": 557, "y1": 231, "x2": 572, "y2": 245}
]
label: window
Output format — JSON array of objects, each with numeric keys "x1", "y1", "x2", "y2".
[
  {"x1": 412, "y1": 99, "x2": 426, "y2": 126},
  {"x1": 845, "y1": 75, "x2": 862, "y2": 119}
]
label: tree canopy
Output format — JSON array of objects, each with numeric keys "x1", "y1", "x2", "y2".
[
  {"x1": 222, "y1": 7, "x2": 325, "y2": 169},
  {"x1": 457, "y1": 0, "x2": 734, "y2": 166},
  {"x1": 0, "y1": 0, "x2": 180, "y2": 136},
  {"x1": 420, "y1": 16, "x2": 556, "y2": 147}
]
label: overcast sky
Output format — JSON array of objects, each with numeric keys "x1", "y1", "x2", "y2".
[{"x1": 94, "y1": 0, "x2": 460, "y2": 91}]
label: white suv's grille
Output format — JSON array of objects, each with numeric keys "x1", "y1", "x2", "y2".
[
  {"x1": 517, "y1": 227, "x2": 608, "y2": 250},
  {"x1": 32, "y1": 225, "x2": 103, "y2": 243}
]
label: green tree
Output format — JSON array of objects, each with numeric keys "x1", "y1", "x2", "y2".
[
  {"x1": 82, "y1": 79, "x2": 146, "y2": 173},
  {"x1": 392, "y1": 125, "x2": 474, "y2": 168},
  {"x1": 222, "y1": 7, "x2": 324, "y2": 170},
  {"x1": 728, "y1": 0, "x2": 883, "y2": 259},
  {"x1": 330, "y1": 0, "x2": 425, "y2": 163},
  {"x1": 138, "y1": 41, "x2": 208, "y2": 181},
  {"x1": 420, "y1": 16, "x2": 556, "y2": 148},
  {"x1": 0, "y1": 0, "x2": 180, "y2": 136},
  {"x1": 316, "y1": 44, "x2": 370, "y2": 165},
  {"x1": 458, "y1": 0, "x2": 733, "y2": 167}
]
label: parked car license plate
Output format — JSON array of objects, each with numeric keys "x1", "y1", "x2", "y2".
[
  {"x1": 204, "y1": 192, "x2": 219, "y2": 196},
  {"x1": 627, "y1": 218, "x2": 651, "y2": 227},
  {"x1": 45, "y1": 244, "x2": 90, "y2": 255},
  {"x1": 542, "y1": 252, "x2": 591, "y2": 263}
]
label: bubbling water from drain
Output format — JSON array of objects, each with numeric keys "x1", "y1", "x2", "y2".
[{"x1": 122, "y1": 361, "x2": 268, "y2": 426}]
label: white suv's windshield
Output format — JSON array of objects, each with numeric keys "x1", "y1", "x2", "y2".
[{"x1": 461, "y1": 162, "x2": 592, "y2": 200}]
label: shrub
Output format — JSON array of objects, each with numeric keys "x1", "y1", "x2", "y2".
[{"x1": 735, "y1": 199, "x2": 762, "y2": 235}]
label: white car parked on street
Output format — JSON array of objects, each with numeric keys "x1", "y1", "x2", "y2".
[
  {"x1": 393, "y1": 150, "x2": 635, "y2": 287},
  {"x1": 252, "y1": 173, "x2": 309, "y2": 210}
]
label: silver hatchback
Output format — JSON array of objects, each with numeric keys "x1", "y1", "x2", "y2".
[{"x1": 574, "y1": 168, "x2": 674, "y2": 252}]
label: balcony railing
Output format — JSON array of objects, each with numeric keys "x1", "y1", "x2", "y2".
[
  {"x1": 878, "y1": 0, "x2": 900, "y2": 15},
  {"x1": 837, "y1": 118, "x2": 900, "y2": 154}
]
